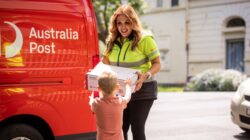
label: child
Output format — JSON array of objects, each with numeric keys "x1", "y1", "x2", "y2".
[{"x1": 89, "y1": 71, "x2": 132, "y2": 140}]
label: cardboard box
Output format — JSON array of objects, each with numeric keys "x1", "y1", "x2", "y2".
[{"x1": 87, "y1": 62, "x2": 138, "y2": 94}]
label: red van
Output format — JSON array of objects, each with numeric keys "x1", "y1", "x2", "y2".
[{"x1": 0, "y1": 0, "x2": 99, "y2": 139}]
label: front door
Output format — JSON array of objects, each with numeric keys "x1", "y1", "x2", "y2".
[{"x1": 226, "y1": 39, "x2": 244, "y2": 72}]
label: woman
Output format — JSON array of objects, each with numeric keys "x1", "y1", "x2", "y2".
[{"x1": 102, "y1": 5, "x2": 161, "y2": 140}]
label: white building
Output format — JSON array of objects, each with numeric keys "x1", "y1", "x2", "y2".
[{"x1": 141, "y1": 0, "x2": 250, "y2": 84}]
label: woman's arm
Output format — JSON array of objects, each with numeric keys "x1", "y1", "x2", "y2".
[
  {"x1": 147, "y1": 56, "x2": 161, "y2": 77},
  {"x1": 135, "y1": 56, "x2": 161, "y2": 91}
]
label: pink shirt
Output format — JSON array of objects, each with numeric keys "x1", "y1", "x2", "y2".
[{"x1": 91, "y1": 96, "x2": 127, "y2": 140}]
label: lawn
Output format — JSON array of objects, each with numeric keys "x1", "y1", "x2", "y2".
[{"x1": 157, "y1": 85, "x2": 184, "y2": 92}]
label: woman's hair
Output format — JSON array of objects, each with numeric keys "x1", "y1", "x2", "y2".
[
  {"x1": 105, "y1": 5, "x2": 142, "y2": 55},
  {"x1": 98, "y1": 71, "x2": 117, "y2": 94}
]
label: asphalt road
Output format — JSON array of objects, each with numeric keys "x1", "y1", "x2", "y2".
[{"x1": 128, "y1": 92, "x2": 250, "y2": 140}]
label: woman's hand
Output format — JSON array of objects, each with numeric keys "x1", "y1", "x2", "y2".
[
  {"x1": 134, "y1": 71, "x2": 149, "y2": 91},
  {"x1": 134, "y1": 56, "x2": 161, "y2": 92},
  {"x1": 102, "y1": 56, "x2": 110, "y2": 65}
]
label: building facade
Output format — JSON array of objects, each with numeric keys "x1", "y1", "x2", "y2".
[{"x1": 141, "y1": 0, "x2": 250, "y2": 84}]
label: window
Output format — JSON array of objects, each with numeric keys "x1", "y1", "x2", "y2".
[
  {"x1": 157, "y1": 0, "x2": 163, "y2": 7},
  {"x1": 226, "y1": 39, "x2": 245, "y2": 72},
  {"x1": 159, "y1": 49, "x2": 170, "y2": 71},
  {"x1": 224, "y1": 17, "x2": 246, "y2": 72},
  {"x1": 227, "y1": 18, "x2": 245, "y2": 27},
  {"x1": 171, "y1": 0, "x2": 179, "y2": 7}
]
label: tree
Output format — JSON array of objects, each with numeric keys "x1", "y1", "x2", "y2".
[{"x1": 92, "y1": 0, "x2": 145, "y2": 44}]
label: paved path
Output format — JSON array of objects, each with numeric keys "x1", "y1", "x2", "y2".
[{"x1": 128, "y1": 92, "x2": 250, "y2": 140}]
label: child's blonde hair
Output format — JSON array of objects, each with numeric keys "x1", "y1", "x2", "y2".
[{"x1": 98, "y1": 71, "x2": 118, "y2": 94}]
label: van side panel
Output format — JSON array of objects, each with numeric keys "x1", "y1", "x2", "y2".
[{"x1": 0, "y1": 0, "x2": 98, "y2": 138}]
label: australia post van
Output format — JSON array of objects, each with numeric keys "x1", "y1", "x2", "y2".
[{"x1": 0, "y1": 0, "x2": 100, "y2": 140}]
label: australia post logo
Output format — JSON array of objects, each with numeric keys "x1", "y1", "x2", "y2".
[
  {"x1": 0, "y1": 21, "x2": 79, "y2": 58},
  {"x1": 0, "y1": 21, "x2": 23, "y2": 58}
]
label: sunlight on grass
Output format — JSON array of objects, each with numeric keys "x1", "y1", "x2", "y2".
[{"x1": 158, "y1": 85, "x2": 184, "y2": 92}]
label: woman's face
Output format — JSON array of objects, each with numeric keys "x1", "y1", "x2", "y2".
[{"x1": 116, "y1": 14, "x2": 133, "y2": 39}]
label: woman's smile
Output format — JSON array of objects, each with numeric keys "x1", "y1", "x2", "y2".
[{"x1": 116, "y1": 14, "x2": 132, "y2": 39}]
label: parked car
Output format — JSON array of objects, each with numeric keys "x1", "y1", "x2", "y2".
[
  {"x1": 0, "y1": 0, "x2": 99, "y2": 140},
  {"x1": 231, "y1": 78, "x2": 250, "y2": 133}
]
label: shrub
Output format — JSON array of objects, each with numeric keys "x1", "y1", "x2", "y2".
[
  {"x1": 218, "y1": 69, "x2": 247, "y2": 91},
  {"x1": 186, "y1": 69, "x2": 247, "y2": 91}
]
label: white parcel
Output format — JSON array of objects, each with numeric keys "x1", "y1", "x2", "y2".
[{"x1": 87, "y1": 62, "x2": 138, "y2": 95}]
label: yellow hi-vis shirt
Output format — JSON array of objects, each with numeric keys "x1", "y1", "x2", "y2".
[{"x1": 106, "y1": 35, "x2": 160, "y2": 73}]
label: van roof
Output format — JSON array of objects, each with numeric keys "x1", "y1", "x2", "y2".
[{"x1": 0, "y1": 0, "x2": 91, "y2": 13}]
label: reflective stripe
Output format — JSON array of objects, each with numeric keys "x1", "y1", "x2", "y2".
[
  {"x1": 148, "y1": 50, "x2": 159, "y2": 60},
  {"x1": 110, "y1": 57, "x2": 149, "y2": 67}
]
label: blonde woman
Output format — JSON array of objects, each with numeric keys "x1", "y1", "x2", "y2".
[{"x1": 102, "y1": 5, "x2": 161, "y2": 140}]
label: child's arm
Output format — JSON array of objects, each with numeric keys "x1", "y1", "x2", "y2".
[
  {"x1": 89, "y1": 92, "x2": 95, "y2": 112},
  {"x1": 123, "y1": 79, "x2": 132, "y2": 103}
]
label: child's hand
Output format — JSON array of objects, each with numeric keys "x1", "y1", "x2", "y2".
[
  {"x1": 89, "y1": 92, "x2": 94, "y2": 106},
  {"x1": 124, "y1": 78, "x2": 132, "y2": 86}
]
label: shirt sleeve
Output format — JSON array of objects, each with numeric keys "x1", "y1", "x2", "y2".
[{"x1": 140, "y1": 36, "x2": 160, "y2": 61}]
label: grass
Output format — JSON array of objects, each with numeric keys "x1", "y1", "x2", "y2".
[{"x1": 158, "y1": 85, "x2": 184, "y2": 92}]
